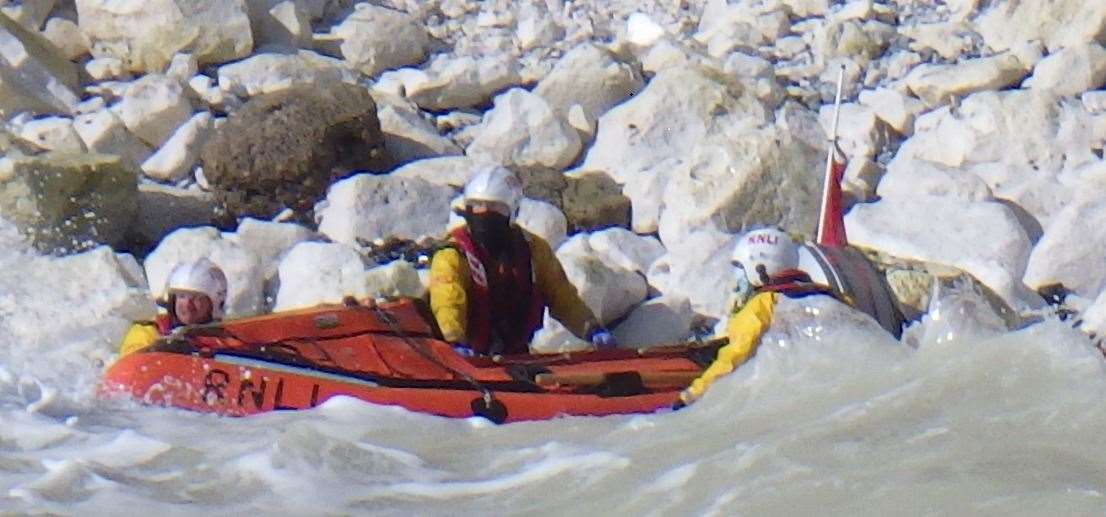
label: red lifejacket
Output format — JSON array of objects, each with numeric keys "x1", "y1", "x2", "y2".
[
  {"x1": 756, "y1": 269, "x2": 837, "y2": 299},
  {"x1": 450, "y1": 227, "x2": 546, "y2": 355},
  {"x1": 154, "y1": 313, "x2": 174, "y2": 335}
]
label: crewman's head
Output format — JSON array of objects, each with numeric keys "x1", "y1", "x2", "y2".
[
  {"x1": 460, "y1": 165, "x2": 523, "y2": 253},
  {"x1": 732, "y1": 228, "x2": 800, "y2": 287},
  {"x1": 164, "y1": 258, "x2": 227, "y2": 325}
]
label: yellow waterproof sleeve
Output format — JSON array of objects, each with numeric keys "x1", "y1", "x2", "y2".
[
  {"x1": 682, "y1": 292, "x2": 778, "y2": 403},
  {"x1": 118, "y1": 322, "x2": 160, "y2": 357},
  {"x1": 428, "y1": 247, "x2": 471, "y2": 343},
  {"x1": 527, "y1": 232, "x2": 599, "y2": 340}
]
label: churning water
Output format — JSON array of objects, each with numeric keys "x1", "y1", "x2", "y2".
[{"x1": 2, "y1": 218, "x2": 1105, "y2": 516}]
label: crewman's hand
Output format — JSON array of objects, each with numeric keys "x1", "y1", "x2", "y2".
[
  {"x1": 673, "y1": 389, "x2": 694, "y2": 410},
  {"x1": 589, "y1": 329, "x2": 617, "y2": 349},
  {"x1": 452, "y1": 344, "x2": 476, "y2": 357}
]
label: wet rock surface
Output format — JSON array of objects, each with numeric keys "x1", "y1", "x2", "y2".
[{"x1": 200, "y1": 82, "x2": 389, "y2": 226}]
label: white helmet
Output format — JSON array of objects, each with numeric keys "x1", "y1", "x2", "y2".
[
  {"x1": 463, "y1": 164, "x2": 522, "y2": 217},
  {"x1": 732, "y1": 228, "x2": 799, "y2": 287},
  {"x1": 165, "y1": 258, "x2": 228, "y2": 319}
]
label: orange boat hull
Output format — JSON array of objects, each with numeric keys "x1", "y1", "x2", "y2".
[{"x1": 100, "y1": 300, "x2": 704, "y2": 423}]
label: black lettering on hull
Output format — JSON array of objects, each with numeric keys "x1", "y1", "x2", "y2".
[
  {"x1": 237, "y1": 377, "x2": 267, "y2": 408},
  {"x1": 202, "y1": 369, "x2": 230, "y2": 405}
]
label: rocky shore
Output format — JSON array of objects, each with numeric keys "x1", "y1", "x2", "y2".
[{"x1": 2, "y1": 0, "x2": 1105, "y2": 350}]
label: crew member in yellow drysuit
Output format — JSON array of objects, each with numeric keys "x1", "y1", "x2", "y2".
[
  {"x1": 429, "y1": 165, "x2": 613, "y2": 356},
  {"x1": 118, "y1": 258, "x2": 227, "y2": 357},
  {"x1": 678, "y1": 228, "x2": 845, "y2": 407}
]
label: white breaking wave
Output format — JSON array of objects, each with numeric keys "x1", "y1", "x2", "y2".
[{"x1": 2, "y1": 219, "x2": 1106, "y2": 516}]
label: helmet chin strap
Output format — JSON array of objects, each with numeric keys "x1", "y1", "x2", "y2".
[{"x1": 755, "y1": 264, "x2": 771, "y2": 286}]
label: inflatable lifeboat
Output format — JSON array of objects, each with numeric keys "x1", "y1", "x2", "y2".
[{"x1": 100, "y1": 298, "x2": 711, "y2": 423}]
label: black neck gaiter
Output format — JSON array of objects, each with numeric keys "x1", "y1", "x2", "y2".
[{"x1": 464, "y1": 211, "x2": 512, "y2": 257}]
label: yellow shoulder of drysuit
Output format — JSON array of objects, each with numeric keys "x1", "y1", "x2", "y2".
[
  {"x1": 428, "y1": 246, "x2": 471, "y2": 343},
  {"x1": 526, "y1": 230, "x2": 599, "y2": 340},
  {"x1": 118, "y1": 322, "x2": 160, "y2": 357},
  {"x1": 682, "y1": 291, "x2": 778, "y2": 403}
]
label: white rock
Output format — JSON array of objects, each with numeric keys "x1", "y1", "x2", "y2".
[
  {"x1": 1, "y1": 1, "x2": 54, "y2": 30},
  {"x1": 1084, "y1": 91, "x2": 1106, "y2": 114},
  {"x1": 897, "y1": 90, "x2": 1066, "y2": 173},
  {"x1": 187, "y1": 74, "x2": 241, "y2": 111},
  {"x1": 375, "y1": 94, "x2": 462, "y2": 165},
  {"x1": 390, "y1": 155, "x2": 477, "y2": 188},
  {"x1": 1024, "y1": 197, "x2": 1106, "y2": 298},
  {"x1": 899, "y1": 21, "x2": 974, "y2": 61},
  {"x1": 723, "y1": 52, "x2": 786, "y2": 109},
  {"x1": 905, "y1": 53, "x2": 1029, "y2": 106},
  {"x1": 16, "y1": 117, "x2": 85, "y2": 152},
  {"x1": 832, "y1": 0, "x2": 875, "y2": 22},
  {"x1": 73, "y1": 108, "x2": 153, "y2": 171},
  {"x1": 75, "y1": 97, "x2": 107, "y2": 115},
  {"x1": 656, "y1": 125, "x2": 822, "y2": 251},
  {"x1": 316, "y1": 174, "x2": 455, "y2": 246},
  {"x1": 111, "y1": 74, "x2": 193, "y2": 148},
  {"x1": 884, "y1": 50, "x2": 922, "y2": 81},
  {"x1": 841, "y1": 155, "x2": 883, "y2": 201},
  {"x1": 229, "y1": 217, "x2": 314, "y2": 285},
  {"x1": 894, "y1": 91, "x2": 1095, "y2": 229},
  {"x1": 613, "y1": 296, "x2": 696, "y2": 349},
  {"x1": 84, "y1": 57, "x2": 130, "y2": 81},
  {"x1": 625, "y1": 12, "x2": 665, "y2": 47},
  {"x1": 876, "y1": 155, "x2": 993, "y2": 202},
  {"x1": 819, "y1": 102, "x2": 890, "y2": 158},
  {"x1": 516, "y1": 198, "x2": 567, "y2": 250},
  {"x1": 0, "y1": 13, "x2": 79, "y2": 117},
  {"x1": 529, "y1": 314, "x2": 590, "y2": 353},
  {"x1": 41, "y1": 17, "x2": 89, "y2": 61},
  {"x1": 216, "y1": 50, "x2": 357, "y2": 97},
  {"x1": 587, "y1": 227, "x2": 666, "y2": 275},
  {"x1": 263, "y1": 0, "x2": 312, "y2": 48},
  {"x1": 467, "y1": 88, "x2": 582, "y2": 170},
  {"x1": 977, "y1": 0, "x2": 1106, "y2": 53},
  {"x1": 845, "y1": 197, "x2": 1040, "y2": 310},
  {"x1": 1024, "y1": 43, "x2": 1106, "y2": 98},
  {"x1": 535, "y1": 42, "x2": 644, "y2": 137},
  {"x1": 639, "y1": 39, "x2": 697, "y2": 75},
  {"x1": 85, "y1": 80, "x2": 131, "y2": 102},
  {"x1": 646, "y1": 227, "x2": 737, "y2": 320},
  {"x1": 401, "y1": 53, "x2": 523, "y2": 111},
  {"x1": 364, "y1": 260, "x2": 425, "y2": 300},
  {"x1": 557, "y1": 234, "x2": 648, "y2": 324},
  {"x1": 165, "y1": 53, "x2": 198, "y2": 83},
  {"x1": 579, "y1": 65, "x2": 770, "y2": 234},
  {"x1": 144, "y1": 226, "x2": 265, "y2": 317},
  {"x1": 858, "y1": 87, "x2": 927, "y2": 135},
  {"x1": 333, "y1": 3, "x2": 429, "y2": 78},
  {"x1": 140, "y1": 111, "x2": 213, "y2": 182},
  {"x1": 273, "y1": 241, "x2": 368, "y2": 311},
  {"x1": 516, "y1": 6, "x2": 563, "y2": 51},
  {"x1": 580, "y1": 65, "x2": 768, "y2": 185},
  {"x1": 76, "y1": 0, "x2": 253, "y2": 73},
  {"x1": 696, "y1": 0, "x2": 790, "y2": 56}
]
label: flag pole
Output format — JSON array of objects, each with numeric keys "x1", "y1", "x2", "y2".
[{"x1": 816, "y1": 64, "x2": 847, "y2": 245}]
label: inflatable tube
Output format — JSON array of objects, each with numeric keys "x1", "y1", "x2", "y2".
[{"x1": 799, "y1": 243, "x2": 906, "y2": 338}]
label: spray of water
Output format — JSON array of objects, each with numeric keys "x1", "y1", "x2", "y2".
[{"x1": 2, "y1": 220, "x2": 1105, "y2": 515}]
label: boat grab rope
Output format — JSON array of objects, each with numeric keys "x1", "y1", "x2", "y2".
[{"x1": 364, "y1": 301, "x2": 509, "y2": 422}]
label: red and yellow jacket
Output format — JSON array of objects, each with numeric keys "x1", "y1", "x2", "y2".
[
  {"x1": 118, "y1": 314, "x2": 173, "y2": 357},
  {"x1": 429, "y1": 225, "x2": 599, "y2": 355},
  {"x1": 681, "y1": 271, "x2": 838, "y2": 404}
]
